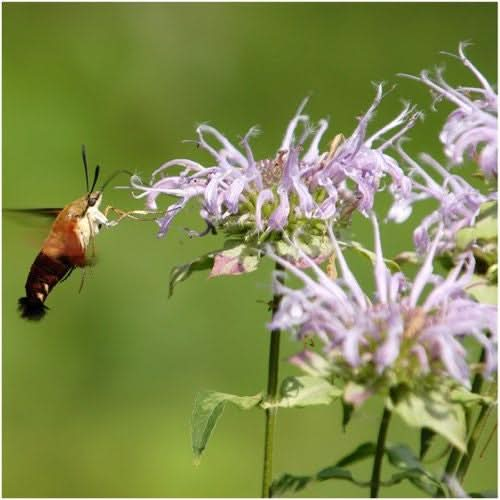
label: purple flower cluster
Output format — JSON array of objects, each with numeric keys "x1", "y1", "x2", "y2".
[
  {"x1": 388, "y1": 144, "x2": 493, "y2": 254},
  {"x1": 130, "y1": 86, "x2": 417, "y2": 239},
  {"x1": 403, "y1": 42, "x2": 497, "y2": 179},
  {"x1": 388, "y1": 44, "x2": 498, "y2": 255},
  {"x1": 267, "y1": 214, "x2": 497, "y2": 390}
]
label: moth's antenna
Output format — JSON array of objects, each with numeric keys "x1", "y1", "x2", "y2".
[
  {"x1": 81, "y1": 144, "x2": 90, "y2": 192},
  {"x1": 101, "y1": 169, "x2": 134, "y2": 192},
  {"x1": 89, "y1": 165, "x2": 100, "y2": 194}
]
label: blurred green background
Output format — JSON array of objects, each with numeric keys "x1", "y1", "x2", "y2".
[{"x1": 3, "y1": 3, "x2": 497, "y2": 497}]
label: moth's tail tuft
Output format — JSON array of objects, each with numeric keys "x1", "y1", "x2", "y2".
[{"x1": 18, "y1": 297, "x2": 48, "y2": 321}]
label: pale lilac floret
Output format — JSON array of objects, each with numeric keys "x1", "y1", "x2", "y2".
[
  {"x1": 388, "y1": 143, "x2": 492, "y2": 254},
  {"x1": 401, "y1": 42, "x2": 497, "y2": 178},
  {"x1": 318, "y1": 86, "x2": 418, "y2": 217},
  {"x1": 130, "y1": 86, "x2": 418, "y2": 237},
  {"x1": 267, "y1": 214, "x2": 497, "y2": 388}
]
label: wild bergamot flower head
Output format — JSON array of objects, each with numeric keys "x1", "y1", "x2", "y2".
[
  {"x1": 388, "y1": 44, "x2": 497, "y2": 259},
  {"x1": 131, "y1": 85, "x2": 418, "y2": 250},
  {"x1": 267, "y1": 214, "x2": 497, "y2": 401},
  {"x1": 388, "y1": 143, "x2": 494, "y2": 255},
  {"x1": 401, "y1": 42, "x2": 497, "y2": 180}
]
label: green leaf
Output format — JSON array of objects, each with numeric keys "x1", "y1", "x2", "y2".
[
  {"x1": 191, "y1": 390, "x2": 262, "y2": 461},
  {"x1": 467, "y1": 275, "x2": 498, "y2": 304},
  {"x1": 169, "y1": 251, "x2": 216, "y2": 297},
  {"x1": 272, "y1": 443, "x2": 443, "y2": 497},
  {"x1": 220, "y1": 392, "x2": 263, "y2": 409},
  {"x1": 270, "y1": 473, "x2": 312, "y2": 497},
  {"x1": 383, "y1": 469, "x2": 440, "y2": 496},
  {"x1": 388, "y1": 385, "x2": 467, "y2": 453},
  {"x1": 478, "y1": 200, "x2": 497, "y2": 218},
  {"x1": 341, "y1": 400, "x2": 354, "y2": 431},
  {"x1": 384, "y1": 444, "x2": 442, "y2": 495},
  {"x1": 261, "y1": 376, "x2": 342, "y2": 409},
  {"x1": 450, "y1": 386, "x2": 494, "y2": 407},
  {"x1": 168, "y1": 243, "x2": 262, "y2": 296},
  {"x1": 456, "y1": 217, "x2": 498, "y2": 249},
  {"x1": 342, "y1": 240, "x2": 401, "y2": 272},
  {"x1": 456, "y1": 201, "x2": 498, "y2": 250},
  {"x1": 334, "y1": 442, "x2": 376, "y2": 467},
  {"x1": 209, "y1": 243, "x2": 261, "y2": 277},
  {"x1": 386, "y1": 443, "x2": 424, "y2": 471},
  {"x1": 316, "y1": 466, "x2": 369, "y2": 487},
  {"x1": 486, "y1": 263, "x2": 498, "y2": 283},
  {"x1": 272, "y1": 464, "x2": 371, "y2": 495}
]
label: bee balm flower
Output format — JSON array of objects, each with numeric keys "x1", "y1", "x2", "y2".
[
  {"x1": 401, "y1": 42, "x2": 497, "y2": 179},
  {"x1": 131, "y1": 86, "x2": 417, "y2": 243},
  {"x1": 388, "y1": 143, "x2": 493, "y2": 254},
  {"x1": 267, "y1": 214, "x2": 497, "y2": 392}
]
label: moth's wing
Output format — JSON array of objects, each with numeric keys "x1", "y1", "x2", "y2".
[
  {"x1": 3, "y1": 208, "x2": 62, "y2": 227},
  {"x1": 4, "y1": 207, "x2": 62, "y2": 217},
  {"x1": 4, "y1": 208, "x2": 63, "y2": 248}
]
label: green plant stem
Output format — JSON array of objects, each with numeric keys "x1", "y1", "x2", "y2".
[
  {"x1": 370, "y1": 407, "x2": 392, "y2": 498},
  {"x1": 456, "y1": 395, "x2": 490, "y2": 482},
  {"x1": 262, "y1": 262, "x2": 284, "y2": 498},
  {"x1": 436, "y1": 350, "x2": 486, "y2": 497},
  {"x1": 454, "y1": 349, "x2": 488, "y2": 481},
  {"x1": 439, "y1": 448, "x2": 461, "y2": 494}
]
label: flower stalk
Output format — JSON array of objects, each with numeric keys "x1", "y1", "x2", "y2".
[
  {"x1": 262, "y1": 261, "x2": 284, "y2": 498},
  {"x1": 456, "y1": 349, "x2": 490, "y2": 482},
  {"x1": 438, "y1": 349, "x2": 487, "y2": 496},
  {"x1": 456, "y1": 399, "x2": 491, "y2": 482},
  {"x1": 441, "y1": 448, "x2": 461, "y2": 492},
  {"x1": 370, "y1": 407, "x2": 392, "y2": 498}
]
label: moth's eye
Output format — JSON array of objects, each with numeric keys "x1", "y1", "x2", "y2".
[{"x1": 87, "y1": 194, "x2": 99, "y2": 207}]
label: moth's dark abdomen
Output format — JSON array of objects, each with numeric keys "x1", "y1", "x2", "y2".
[
  {"x1": 18, "y1": 252, "x2": 73, "y2": 320},
  {"x1": 18, "y1": 297, "x2": 48, "y2": 321}
]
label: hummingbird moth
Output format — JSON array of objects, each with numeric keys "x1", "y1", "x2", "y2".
[{"x1": 9, "y1": 146, "x2": 142, "y2": 320}]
